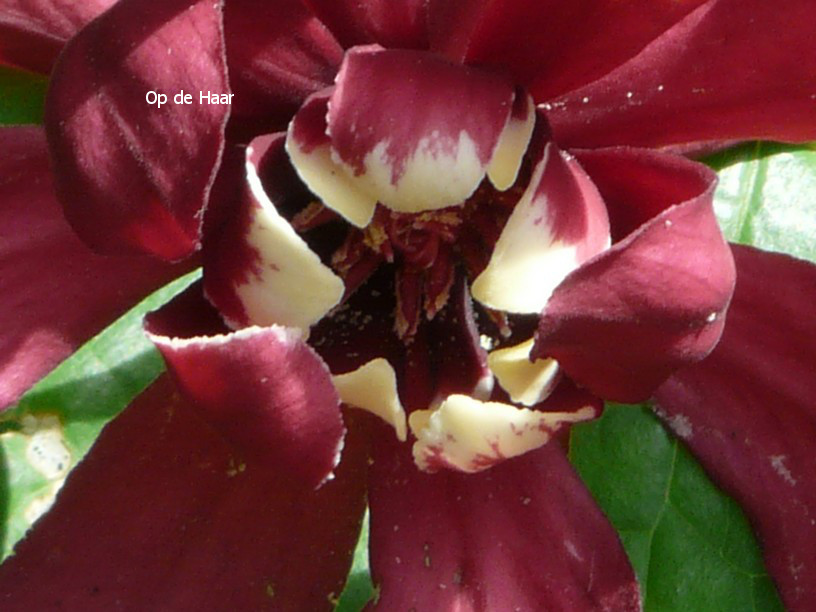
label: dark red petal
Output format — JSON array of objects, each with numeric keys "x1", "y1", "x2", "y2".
[
  {"x1": 45, "y1": 0, "x2": 229, "y2": 260},
  {"x1": 145, "y1": 284, "x2": 345, "y2": 488},
  {"x1": 549, "y1": 0, "x2": 816, "y2": 149},
  {"x1": 367, "y1": 426, "x2": 640, "y2": 610},
  {"x1": 534, "y1": 148, "x2": 735, "y2": 403},
  {"x1": 302, "y1": 0, "x2": 428, "y2": 49},
  {"x1": 325, "y1": 46, "x2": 515, "y2": 213},
  {"x1": 654, "y1": 245, "x2": 816, "y2": 610},
  {"x1": 0, "y1": 375, "x2": 368, "y2": 610},
  {"x1": 0, "y1": 126, "x2": 187, "y2": 410},
  {"x1": 428, "y1": 0, "x2": 707, "y2": 100},
  {"x1": 0, "y1": 0, "x2": 113, "y2": 73},
  {"x1": 223, "y1": 0, "x2": 343, "y2": 139}
]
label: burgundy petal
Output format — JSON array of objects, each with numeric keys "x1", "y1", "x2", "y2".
[
  {"x1": 549, "y1": 0, "x2": 816, "y2": 149},
  {"x1": 0, "y1": 375, "x2": 368, "y2": 610},
  {"x1": 654, "y1": 245, "x2": 816, "y2": 610},
  {"x1": 0, "y1": 0, "x2": 113, "y2": 73},
  {"x1": 324, "y1": 46, "x2": 516, "y2": 213},
  {"x1": 533, "y1": 148, "x2": 735, "y2": 403},
  {"x1": 223, "y1": 0, "x2": 343, "y2": 139},
  {"x1": 367, "y1": 426, "x2": 640, "y2": 609},
  {"x1": 428, "y1": 0, "x2": 707, "y2": 100},
  {"x1": 0, "y1": 126, "x2": 187, "y2": 410},
  {"x1": 145, "y1": 283, "x2": 345, "y2": 488},
  {"x1": 302, "y1": 0, "x2": 428, "y2": 49},
  {"x1": 45, "y1": 0, "x2": 229, "y2": 260}
]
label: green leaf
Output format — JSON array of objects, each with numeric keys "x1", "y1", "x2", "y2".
[
  {"x1": 707, "y1": 141, "x2": 816, "y2": 264},
  {"x1": 335, "y1": 510, "x2": 376, "y2": 611},
  {"x1": 0, "y1": 270, "x2": 200, "y2": 559},
  {"x1": 0, "y1": 66, "x2": 48, "y2": 125},
  {"x1": 570, "y1": 405, "x2": 783, "y2": 612}
]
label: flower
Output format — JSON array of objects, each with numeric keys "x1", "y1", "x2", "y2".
[{"x1": 1, "y1": 0, "x2": 816, "y2": 609}]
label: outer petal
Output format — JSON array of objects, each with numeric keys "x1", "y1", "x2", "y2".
[
  {"x1": 367, "y1": 428, "x2": 640, "y2": 610},
  {"x1": 0, "y1": 0, "x2": 113, "y2": 73},
  {"x1": 203, "y1": 133, "x2": 344, "y2": 330},
  {"x1": 428, "y1": 0, "x2": 707, "y2": 101},
  {"x1": 654, "y1": 245, "x2": 816, "y2": 610},
  {"x1": 145, "y1": 283, "x2": 345, "y2": 488},
  {"x1": 45, "y1": 0, "x2": 229, "y2": 260},
  {"x1": 549, "y1": 0, "x2": 816, "y2": 149},
  {"x1": 223, "y1": 0, "x2": 343, "y2": 139},
  {"x1": 0, "y1": 375, "x2": 368, "y2": 610},
  {"x1": 302, "y1": 0, "x2": 428, "y2": 49},
  {"x1": 533, "y1": 148, "x2": 735, "y2": 402},
  {"x1": 0, "y1": 126, "x2": 187, "y2": 410},
  {"x1": 325, "y1": 47, "x2": 516, "y2": 213},
  {"x1": 471, "y1": 140, "x2": 610, "y2": 314}
]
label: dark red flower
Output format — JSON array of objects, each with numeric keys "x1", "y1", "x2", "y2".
[{"x1": 1, "y1": 0, "x2": 815, "y2": 609}]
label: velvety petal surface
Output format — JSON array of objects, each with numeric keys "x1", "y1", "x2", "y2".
[
  {"x1": 204, "y1": 133, "x2": 343, "y2": 329},
  {"x1": 45, "y1": 0, "x2": 229, "y2": 260},
  {"x1": 472, "y1": 140, "x2": 610, "y2": 314},
  {"x1": 367, "y1": 428, "x2": 640, "y2": 610},
  {"x1": 145, "y1": 283, "x2": 345, "y2": 488},
  {"x1": 549, "y1": 0, "x2": 816, "y2": 149},
  {"x1": 302, "y1": 0, "x2": 428, "y2": 49},
  {"x1": 325, "y1": 46, "x2": 516, "y2": 213},
  {"x1": 0, "y1": 0, "x2": 113, "y2": 73},
  {"x1": 0, "y1": 126, "x2": 186, "y2": 410},
  {"x1": 0, "y1": 375, "x2": 368, "y2": 610},
  {"x1": 223, "y1": 0, "x2": 343, "y2": 138},
  {"x1": 428, "y1": 0, "x2": 707, "y2": 101},
  {"x1": 534, "y1": 148, "x2": 735, "y2": 402},
  {"x1": 654, "y1": 245, "x2": 816, "y2": 610}
]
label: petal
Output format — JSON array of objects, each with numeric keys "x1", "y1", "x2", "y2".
[
  {"x1": 410, "y1": 394, "x2": 597, "y2": 473},
  {"x1": 654, "y1": 245, "x2": 816, "y2": 610},
  {"x1": 223, "y1": 0, "x2": 343, "y2": 139},
  {"x1": 533, "y1": 148, "x2": 735, "y2": 402},
  {"x1": 286, "y1": 89, "x2": 378, "y2": 227},
  {"x1": 332, "y1": 358, "x2": 407, "y2": 442},
  {"x1": 0, "y1": 0, "x2": 113, "y2": 73},
  {"x1": 549, "y1": 0, "x2": 816, "y2": 149},
  {"x1": 428, "y1": 0, "x2": 707, "y2": 100},
  {"x1": 471, "y1": 141, "x2": 610, "y2": 314},
  {"x1": 326, "y1": 46, "x2": 517, "y2": 213},
  {"x1": 0, "y1": 126, "x2": 187, "y2": 410},
  {"x1": 145, "y1": 283, "x2": 345, "y2": 488},
  {"x1": 367, "y1": 429, "x2": 640, "y2": 609},
  {"x1": 301, "y1": 0, "x2": 428, "y2": 49},
  {"x1": 203, "y1": 133, "x2": 344, "y2": 330},
  {"x1": 45, "y1": 0, "x2": 229, "y2": 260},
  {"x1": 0, "y1": 375, "x2": 368, "y2": 609},
  {"x1": 485, "y1": 90, "x2": 535, "y2": 191},
  {"x1": 488, "y1": 338, "x2": 560, "y2": 407}
]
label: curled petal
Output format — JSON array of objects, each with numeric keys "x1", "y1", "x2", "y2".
[
  {"x1": 0, "y1": 375, "x2": 368, "y2": 609},
  {"x1": 655, "y1": 245, "x2": 816, "y2": 610},
  {"x1": 0, "y1": 126, "x2": 187, "y2": 410},
  {"x1": 549, "y1": 0, "x2": 816, "y2": 149},
  {"x1": 368, "y1": 430, "x2": 640, "y2": 610},
  {"x1": 332, "y1": 358, "x2": 407, "y2": 441},
  {"x1": 486, "y1": 89, "x2": 536, "y2": 191},
  {"x1": 302, "y1": 0, "x2": 429, "y2": 49},
  {"x1": 45, "y1": 0, "x2": 229, "y2": 260},
  {"x1": 472, "y1": 141, "x2": 610, "y2": 314},
  {"x1": 145, "y1": 284, "x2": 345, "y2": 488},
  {"x1": 0, "y1": 0, "x2": 114, "y2": 73},
  {"x1": 223, "y1": 0, "x2": 343, "y2": 138},
  {"x1": 410, "y1": 394, "x2": 597, "y2": 473},
  {"x1": 488, "y1": 338, "x2": 559, "y2": 407},
  {"x1": 204, "y1": 133, "x2": 344, "y2": 330},
  {"x1": 326, "y1": 46, "x2": 517, "y2": 213},
  {"x1": 533, "y1": 148, "x2": 734, "y2": 402},
  {"x1": 286, "y1": 89, "x2": 378, "y2": 227}
]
